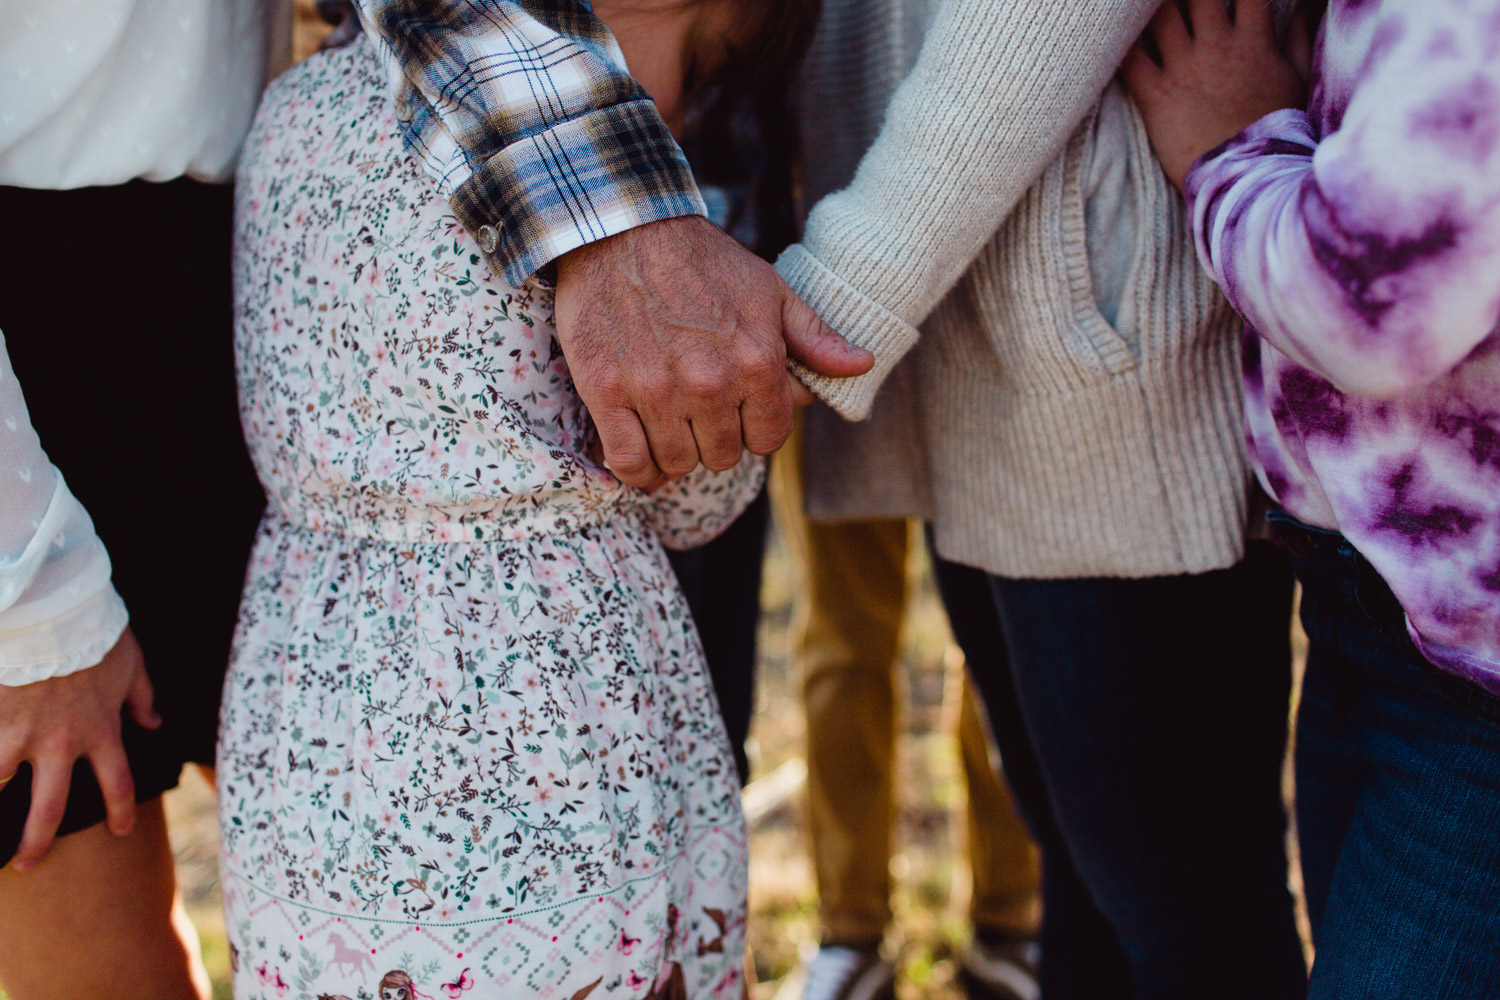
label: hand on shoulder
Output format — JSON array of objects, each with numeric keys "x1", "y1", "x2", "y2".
[{"x1": 1121, "y1": 0, "x2": 1313, "y2": 190}]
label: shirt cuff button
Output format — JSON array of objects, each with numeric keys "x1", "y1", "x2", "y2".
[
  {"x1": 394, "y1": 96, "x2": 414, "y2": 122},
  {"x1": 477, "y1": 225, "x2": 500, "y2": 254}
]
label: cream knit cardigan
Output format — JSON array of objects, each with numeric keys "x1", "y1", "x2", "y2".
[{"x1": 780, "y1": 0, "x2": 1256, "y2": 579}]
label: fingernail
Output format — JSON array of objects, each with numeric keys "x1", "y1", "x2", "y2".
[{"x1": 13, "y1": 860, "x2": 35, "y2": 872}]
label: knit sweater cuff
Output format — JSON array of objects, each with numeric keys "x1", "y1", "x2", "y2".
[{"x1": 776, "y1": 244, "x2": 919, "y2": 421}]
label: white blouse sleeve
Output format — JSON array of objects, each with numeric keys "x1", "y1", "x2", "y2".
[{"x1": 0, "y1": 330, "x2": 128, "y2": 686}]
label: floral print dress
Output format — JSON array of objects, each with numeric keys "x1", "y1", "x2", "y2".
[{"x1": 221, "y1": 37, "x2": 760, "y2": 1000}]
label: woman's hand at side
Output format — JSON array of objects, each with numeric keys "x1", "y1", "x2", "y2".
[
  {"x1": 1122, "y1": 0, "x2": 1313, "y2": 190},
  {"x1": 0, "y1": 628, "x2": 159, "y2": 870}
]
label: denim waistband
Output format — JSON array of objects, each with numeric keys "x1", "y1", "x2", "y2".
[
  {"x1": 1267, "y1": 511, "x2": 1406, "y2": 628},
  {"x1": 1271, "y1": 512, "x2": 1500, "y2": 721}
]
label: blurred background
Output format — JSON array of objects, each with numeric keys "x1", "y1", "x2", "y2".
[{"x1": 0, "y1": 10, "x2": 1310, "y2": 999}]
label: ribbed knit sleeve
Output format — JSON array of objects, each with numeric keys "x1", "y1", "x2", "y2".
[{"x1": 779, "y1": 0, "x2": 1161, "y2": 419}]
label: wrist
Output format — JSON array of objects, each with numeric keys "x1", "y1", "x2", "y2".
[{"x1": 555, "y1": 214, "x2": 716, "y2": 281}]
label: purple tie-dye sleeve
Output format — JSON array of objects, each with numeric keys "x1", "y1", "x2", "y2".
[{"x1": 1186, "y1": 2, "x2": 1500, "y2": 399}]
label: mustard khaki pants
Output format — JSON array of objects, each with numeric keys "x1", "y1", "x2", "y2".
[{"x1": 773, "y1": 448, "x2": 1041, "y2": 946}]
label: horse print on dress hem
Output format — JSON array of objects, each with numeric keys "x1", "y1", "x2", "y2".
[{"x1": 310, "y1": 964, "x2": 684, "y2": 999}]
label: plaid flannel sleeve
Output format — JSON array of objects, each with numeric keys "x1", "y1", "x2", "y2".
[{"x1": 357, "y1": 0, "x2": 706, "y2": 286}]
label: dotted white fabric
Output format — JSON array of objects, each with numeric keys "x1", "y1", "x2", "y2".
[
  {"x1": 0, "y1": 331, "x2": 127, "y2": 684},
  {"x1": 0, "y1": 0, "x2": 292, "y2": 188}
]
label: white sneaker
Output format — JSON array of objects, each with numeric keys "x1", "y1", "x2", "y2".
[
  {"x1": 960, "y1": 937, "x2": 1040, "y2": 1000},
  {"x1": 796, "y1": 945, "x2": 896, "y2": 1000}
]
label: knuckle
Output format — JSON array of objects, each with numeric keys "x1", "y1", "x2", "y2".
[
  {"x1": 37, "y1": 734, "x2": 77, "y2": 761},
  {"x1": 682, "y1": 362, "x2": 729, "y2": 401},
  {"x1": 737, "y1": 338, "x2": 784, "y2": 381},
  {"x1": 654, "y1": 438, "x2": 699, "y2": 478},
  {"x1": 659, "y1": 454, "x2": 698, "y2": 479},
  {"x1": 702, "y1": 447, "x2": 742, "y2": 472},
  {"x1": 607, "y1": 448, "x2": 654, "y2": 479},
  {"x1": 744, "y1": 411, "x2": 793, "y2": 456},
  {"x1": 616, "y1": 470, "x2": 656, "y2": 489},
  {"x1": 32, "y1": 801, "x2": 65, "y2": 829},
  {"x1": 97, "y1": 755, "x2": 130, "y2": 784},
  {"x1": 583, "y1": 368, "x2": 627, "y2": 404},
  {"x1": 590, "y1": 417, "x2": 634, "y2": 454},
  {"x1": 745, "y1": 433, "x2": 788, "y2": 458},
  {"x1": 90, "y1": 718, "x2": 123, "y2": 746}
]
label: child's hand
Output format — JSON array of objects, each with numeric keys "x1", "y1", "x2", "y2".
[
  {"x1": 0, "y1": 628, "x2": 158, "y2": 870},
  {"x1": 1122, "y1": 0, "x2": 1312, "y2": 191}
]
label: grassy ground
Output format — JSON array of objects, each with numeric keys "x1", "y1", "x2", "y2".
[{"x1": 743, "y1": 527, "x2": 981, "y2": 1000}]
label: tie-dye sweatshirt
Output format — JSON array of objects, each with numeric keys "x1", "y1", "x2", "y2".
[{"x1": 1186, "y1": 0, "x2": 1500, "y2": 692}]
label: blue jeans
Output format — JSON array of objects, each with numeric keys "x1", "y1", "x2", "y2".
[
  {"x1": 936, "y1": 540, "x2": 1307, "y2": 1000},
  {"x1": 1278, "y1": 514, "x2": 1500, "y2": 999}
]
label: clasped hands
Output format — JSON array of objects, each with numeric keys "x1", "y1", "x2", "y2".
[
  {"x1": 555, "y1": 214, "x2": 872, "y2": 490},
  {"x1": 557, "y1": 0, "x2": 1319, "y2": 492}
]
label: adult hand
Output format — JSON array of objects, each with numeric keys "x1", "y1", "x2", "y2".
[
  {"x1": 0, "y1": 628, "x2": 159, "y2": 871},
  {"x1": 1122, "y1": 0, "x2": 1312, "y2": 190},
  {"x1": 554, "y1": 215, "x2": 872, "y2": 488}
]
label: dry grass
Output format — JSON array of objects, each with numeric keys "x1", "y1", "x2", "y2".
[{"x1": 744, "y1": 529, "x2": 979, "y2": 1000}]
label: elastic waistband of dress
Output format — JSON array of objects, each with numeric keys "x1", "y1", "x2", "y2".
[{"x1": 271, "y1": 494, "x2": 644, "y2": 544}]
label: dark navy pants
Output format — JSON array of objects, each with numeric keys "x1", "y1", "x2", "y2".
[
  {"x1": 934, "y1": 538, "x2": 1307, "y2": 1000},
  {"x1": 1280, "y1": 515, "x2": 1500, "y2": 999},
  {"x1": 667, "y1": 486, "x2": 770, "y2": 785}
]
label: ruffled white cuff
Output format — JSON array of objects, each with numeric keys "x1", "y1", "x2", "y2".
[
  {"x1": 0, "y1": 583, "x2": 129, "y2": 685},
  {"x1": 0, "y1": 476, "x2": 129, "y2": 685}
]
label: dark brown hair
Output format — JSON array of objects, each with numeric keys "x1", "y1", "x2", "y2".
[
  {"x1": 682, "y1": 0, "x2": 822, "y2": 259},
  {"x1": 316, "y1": 0, "x2": 820, "y2": 257}
]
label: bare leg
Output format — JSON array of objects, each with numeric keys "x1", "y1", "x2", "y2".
[{"x1": 0, "y1": 796, "x2": 208, "y2": 1000}]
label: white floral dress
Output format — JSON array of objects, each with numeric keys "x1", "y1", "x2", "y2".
[{"x1": 221, "y1": 38, "x2": 759, "y2": 1000}]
